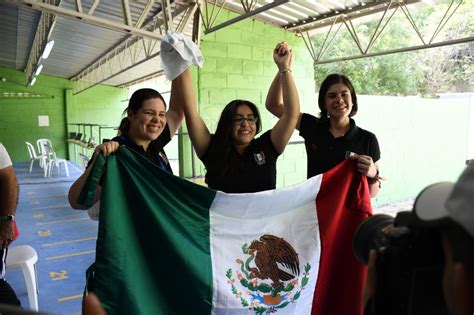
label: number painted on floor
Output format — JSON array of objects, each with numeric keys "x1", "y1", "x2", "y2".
[
  {"x1": 50, "y1": 270, "x2": 69, "y2": 281},
  {"x1": 34, "y1": 213, "x2": 45, "y2": 219},
  {"x1": 38, "y1": 229, "x2": 52, "y2": 237},
  {"x1": 30, "y1": 201, "x2": 40, "y2": 205}
]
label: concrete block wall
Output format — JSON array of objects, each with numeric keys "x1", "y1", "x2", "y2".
[
  {"x1": 1, "y1": 11, "x2": 470, "y2": 207},
  {"x1": 66, "y1": 85, "x2": 127, "y2": 165},
  {"x1": 0, "y1": 66, "x2": 71, "y2": 162},
  {"x1": 180, "y1": 8, "x2": 317, "y2": 188},
  {"x1": 0, "y1": 66, "x2": 125, "y2": 163}
]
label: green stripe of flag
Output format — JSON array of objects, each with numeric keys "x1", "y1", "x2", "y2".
[{"x1": 93, "y1": 146, "x2": 217, "y2": 314}]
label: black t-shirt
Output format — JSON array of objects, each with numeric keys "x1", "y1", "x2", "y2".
[
  {"x1": 201, "y1": 130, "x2": 280, "y2": 193},
  {"x1": 299, "y1": 113, "x2": 380, "y2": 178}
]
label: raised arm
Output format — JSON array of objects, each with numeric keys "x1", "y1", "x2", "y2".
[
  {"x1": 265, "y1": 72, "x2": 285, "y2": 118},
  {"x1": 166, "y1": 79, "x2": 185, "y2": 137},
  {"x1": 269, "y1": 43, "x2": 301, "y2": 154},
  {"x1": 171, "y1": 68, "x2": 211, "y2": 158},
  {"x1": 265, "y1": 55, "x2": 302, "y2": 132}
]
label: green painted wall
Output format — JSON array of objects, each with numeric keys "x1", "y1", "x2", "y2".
[
  {"x1": 0, "y1": 66, "x2": 125, "y2": 163},
  {"x1": 0, "y1": 11, "x2": 470, "y2": 207},
  {"x1": 182, "y1": 7, "x2": 471, "y2": 205},
  {"x1": 0, "y1": 66, "x2": 70, "y2": 162},
  {"x1": 356, "y1": 95, "x2": 470, "y2": 205},
  {"x1": 180, "y1": 9, "x2": 316, "y2": 184},
  {"x1": 65, "y1": 85, "x2": 127, "y2": 165}
]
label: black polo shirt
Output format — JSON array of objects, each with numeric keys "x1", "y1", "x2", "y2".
[
  {"x1": 111, "y1": 124, "x2": 173, "y2": 174},
  {"x1": 87, "y1": 125, "x2": 173, "y2": 174},
  {"x1": 201, "y1": 130, "x2": 279, "y2": 193},
  {"x1": 299, "y1": 113, "x2": 380, "y2": 178}
]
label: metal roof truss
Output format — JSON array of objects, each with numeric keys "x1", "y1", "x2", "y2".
[
  {"x1": 71, "y1": 2, "x2": 198, "y2": 94},
  {"x1": 7, "y1": 0, "x2": 198, "y2": 94},
  {"x1": 298, "y1": 0, "x2": 473, "y2": 65}
]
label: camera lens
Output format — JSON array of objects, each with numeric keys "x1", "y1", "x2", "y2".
[{"x1": 353, "y1": 214, "x2": 394, "y2": 265}]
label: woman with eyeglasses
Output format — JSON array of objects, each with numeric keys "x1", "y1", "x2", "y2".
[
  {"x1": 172, "y1": 42, "x2": 300, "y2": 193},
  {"x1": 266, "y1": 73, "x2": 381, "y2": 197}
]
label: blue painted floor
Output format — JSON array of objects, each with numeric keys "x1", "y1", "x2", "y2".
[{"x1": 8, "y1": 161, "x2": 97, "y2": 314}]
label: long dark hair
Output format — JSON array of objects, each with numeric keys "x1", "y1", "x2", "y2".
[
  {"x1": 318, "y1": 74, "x2": 358, "y2": 120},
  {"x1": 118, "y1": 88, "x2": 167, "y2": 135},
  {"x1": 214, "y1": 99, "x2": 262, "y2": 153}
]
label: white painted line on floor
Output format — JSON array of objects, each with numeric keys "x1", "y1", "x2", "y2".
[
  {"x1": 32, "y1": 204, "x2": 71, "y2": 210},
  {"x1": 57, "y1": 294, "x2": 83, "y2": 302},
  {"x1": 30, "y1": 193, "x2": 68, "y2": 199},
  {"x1": 46, "y1": 250, "x2": 95, "y2": 261},
  {"x1": 37, "y1": 217, "x2": 89, "y2": 225},
  {"x1": 42, "y1": 237, "x2": 97, "y2": 247}
]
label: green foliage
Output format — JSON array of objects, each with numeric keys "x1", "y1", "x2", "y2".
[
  {"x1": 312, "y1": 1, "x2": 473, "y2": 95},
  {"x1": 277, "y1": 302, "x2": 290, "y2": 309},
  {"x1": 302, "y1": 276, "x2": 309, "y2": 287},
  {"x1": 231, "y1": 284, "x2": 238, "y2": 295},
  {"x1": 293, "y1": 291, "x2": 301, "y2": 300}
]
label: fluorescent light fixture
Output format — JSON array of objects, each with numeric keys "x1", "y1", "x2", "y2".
[
  {"x1": 35, "y1": 64, "x2": 44, "y2": 76},
  {"x1": 42, "y1": 40, "x2": 55, "y2": 59},
  {"x1": 30, "y1": 77, "x2": 37, "y2": 86}
]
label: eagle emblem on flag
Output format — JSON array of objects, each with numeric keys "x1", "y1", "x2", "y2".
[{"x1": 226, "y1": 234, "x2": 312, "y2": 314}]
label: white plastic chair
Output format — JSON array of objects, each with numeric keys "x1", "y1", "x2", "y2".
[
  {"x1": 25, "y1": 142, "x2": 47, "y2": 176},
  {"x1": 44, "y1": 143, "x2": 69, "y2": 177},
  {"x1": 6, "y1": 245, "x2": 39, "y2": 311},
  {"x1": 36, "y1": 139, "x2": 52, "y2": 158},
  {"x1": 79, "y1": 153, "x2": 90, "y2": 170}
]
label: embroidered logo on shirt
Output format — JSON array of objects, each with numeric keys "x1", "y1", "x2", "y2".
[
  {"x1": 158, "y1": 152, "x2": 169, "y2": 165},
  {"x1": 254, "y1": 151, "x2": 266, "y2": 165}
]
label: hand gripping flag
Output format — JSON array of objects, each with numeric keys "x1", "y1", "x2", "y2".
[{"x1": 78, "y1": 146, "x2": 372, "y2": 315}]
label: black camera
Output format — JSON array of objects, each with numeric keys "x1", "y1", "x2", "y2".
[{"x1": 354, "y1": 211, "x2": 449, "y2": 315}]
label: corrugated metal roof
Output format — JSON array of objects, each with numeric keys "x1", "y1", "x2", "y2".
[
  {"x1": 0, "y1": 2, "x2": 40, "y2": 70},
  {"x1": 46, "y1": 16, "x2": 126, "y2": 78},
  {"x1": 0, "y1": 0, "x2": 431, "y2": 90}
]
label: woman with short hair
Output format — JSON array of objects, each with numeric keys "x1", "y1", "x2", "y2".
[{"x1": 266, "y1": 73, "x2": 381, "y2": 197}]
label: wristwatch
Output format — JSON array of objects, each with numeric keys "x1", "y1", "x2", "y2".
[{"x1": 0, "y1": 214, "x2": 15, "y2": 221}]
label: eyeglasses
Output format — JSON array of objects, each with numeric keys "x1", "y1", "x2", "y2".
[{"x1": 233, "y1": 117, "x2": 258, "y2": 125}]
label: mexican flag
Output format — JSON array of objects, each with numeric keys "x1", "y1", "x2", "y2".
[{"x1": 79, "y1": 147, "x2": 372, "y2": 315}]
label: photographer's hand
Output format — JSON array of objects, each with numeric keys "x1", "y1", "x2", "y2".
[
  {"x1": 442, "y1": 235, "x2": 472, "y2": 315},
  {"x1": 362, "y1": 250, "x2": 377, "y2": 314},
  {"x1": 83, "y1": 293, "x2": 106, "y2": 315}
]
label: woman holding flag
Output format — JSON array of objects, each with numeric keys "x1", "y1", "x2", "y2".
[
  {"x1": 266, "y1": 72, "x2": 381, "y2": 197},
  {"x1": 68, "y1": 87, "x2": 184, "y2": 210}
]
